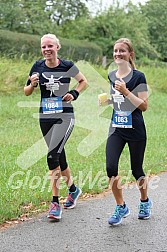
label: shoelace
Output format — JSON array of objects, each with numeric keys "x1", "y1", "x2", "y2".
[
  {"x1": 66, "y1": 193, "x2": 74, "y2": 203},
  {"x1": 139, "y1": 202, "x2": 149, "y2": 213},
  {"x1": 112, "y1": 205, "x2": 122, "y2": 218},
  {"x1": 50, "y1": 202, "x2": 59, "y2": 211}
]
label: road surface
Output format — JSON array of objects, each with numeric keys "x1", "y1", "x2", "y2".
[{"x1": 0, "y1": 172, "x2": 167, "y2": 252}]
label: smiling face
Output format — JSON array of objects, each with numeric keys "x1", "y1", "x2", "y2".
[
  {"x1": 41, "y1": 37, "x2": 59, "y2": 61},
  {"x1": 113, "y1": 42, "x2": 132, "y2": 65}
]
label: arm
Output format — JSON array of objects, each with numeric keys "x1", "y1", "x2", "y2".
[
  {"x1": 62, "y1": 71, "x2": 87, "y2": 102},
  {"x1": 125, "y1": 90, "x2": 148, "y2": 112},
  {"x1": 115, "y1": 79, "x2": 148, "y2": 112},
  {"x1": 73, "y1": 71, "x2": 87, "y2": 93},
  {"x1": 24, "y1": 73, "x2": 39, "y2": 96}
]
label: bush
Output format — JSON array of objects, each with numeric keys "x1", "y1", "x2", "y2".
[{"x1": 0, "y1": 30, "x2": 102, "y2": 64}]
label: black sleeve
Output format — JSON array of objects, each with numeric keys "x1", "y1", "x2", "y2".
[
  {"x1": 135, "y1": 73, "x2": 148, "y2": 93},
  {"x1": 26, "y1": 61, "x2": 39, "y2": 86},
  {"x1": 66, "y1": 61, "x2": 79, "y2": 78},
  {"x1": 108, "y1": 72, "x2": 115, "y2": 95}
]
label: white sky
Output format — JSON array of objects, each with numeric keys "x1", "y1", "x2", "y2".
[
  {"x1": 104, "y1": 0, "x2": 147, "y2": 7},
  {"x1": 87, "y1": 0, "x2": 148, "y2": 13},
  {"x1": 99, "y1": 0, "x2": 147, "y2": 6}
]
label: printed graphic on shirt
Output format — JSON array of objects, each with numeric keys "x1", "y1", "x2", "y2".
[
  {"x1": 41, "y1": 73, "x2": 64, "y2": 96},
  {"x1": 111, "y1": 85, "x2": 125, "y2": 110}
]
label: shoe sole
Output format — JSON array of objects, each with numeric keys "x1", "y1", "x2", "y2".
[
  {"x1": 47, "y1": 210, "x2": 62, "y2": 220},
  {"x1": 64, "y1": 188, "x2": 82, "y2": 209},
  {"x1": 123, "y1": 210, "x2": 130, "y2": 218},
  {"x1": 47, "y1": 214, "x2": 62, "y2": 221},
  {"x1": 138, "y1": 216, "x2": 150, "y2": 220},
  {"x1": 108, "y1": 219, "x2": 122, "y2": 226},
  {"x1": 108, "y1": 210, "x2": 130, "y2": 226},
  {"x1": 138, "y1": 211, "x2": 151, "y2": 220}
]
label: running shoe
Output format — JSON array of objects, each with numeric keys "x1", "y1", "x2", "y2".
[
  {"x1": 47, "y1": 202, "x2": 62, "y2": 220},
  {"x1": 64, "y1": 187, "x2": 82, "y2": 209},
  {"x1": 108, "y1": 204, "x2": 130, "y2": 225},
  {"x1": 138, "y1": 198, "x2": 152, "y2": 219}
]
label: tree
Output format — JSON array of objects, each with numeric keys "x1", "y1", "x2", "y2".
[
  {"x1": 47, "y1": 0, "x2": 89, "y2": 26},
  {"x1": 17, "y1": 0, "x2": 55, "y2": 35},
  {"x1": 60, "y1": 1, "x2": 159, "y2": 60},
  {"x1": 0, "y1": 0, "x2": 90, "y2": 35},
  {"x1": 0, "y1": 0, "x2": 24, "y2": 31},
  {"x1": 141, "y1": 0, "x2": 167, "y2": 61},
  {"x1": 0, "y1": 0, "x2": 53, "y2": 34}
]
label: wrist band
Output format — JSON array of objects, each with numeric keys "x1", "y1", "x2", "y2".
[{"x1": 68, "y1": 89, "x2": 79, "y2": 100}]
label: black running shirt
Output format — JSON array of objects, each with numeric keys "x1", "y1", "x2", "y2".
[
  {"x1": 108, "y1": 69, "x2": 148, "y2": 141},
  {"x1": 26, "y1": 58, "x2": 79, "y2": 117}
]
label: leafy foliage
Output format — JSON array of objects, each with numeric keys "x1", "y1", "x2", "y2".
[
  {"x1": 0, "y1": 0, "x2": 167, "y2": 61},
  {"x1": 59, "y1": 1, "x2": 161, "y2": 60},
  {"x1": 0, "y1": 29, "x2": 102, "y2": 63},
  {"x1": 0, "y1": 0, "x2": 90, "y2": 34},
  {"x1": 140, "y1": 0, "x2": 167, "y2": 61},
  {"x1": 47, "y1": 0, "x2": 90, "y2": 25}
]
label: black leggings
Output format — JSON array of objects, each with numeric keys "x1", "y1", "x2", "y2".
[
  {"x1": 40, "y1": 114, "x2": 74, "y2": 171},
  {"x1": 106, "y1": 134, "x2": 146, "y2": 180}
]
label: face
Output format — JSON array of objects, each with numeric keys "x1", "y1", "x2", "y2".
[
  {"x1": 113, "y1": 42, "x2": 132, "y2": 65},
  {"x1": 41, "y1": 37, "x2": 58, "y2": 60}
]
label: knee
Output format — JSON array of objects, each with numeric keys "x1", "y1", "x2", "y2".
[
  {"x1": 47, "y1": 152, "x2": 60, "y2": 170},
  {"x1": 132, "y1": 169, "x2": 145, "y2": 180},
  {"x1": 47, "y1": 152, "x2": 68, "y2": 171},
  {"x1": 60, "y1": 163, "x2": 68, "y2": 171},
  {"x1": 106, "y1": 164, "x2": 118, "y2": 178}
]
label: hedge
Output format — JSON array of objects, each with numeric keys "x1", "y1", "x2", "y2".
[{"x1": 0, "y1": 29, "x2": 102, "y2": 63}]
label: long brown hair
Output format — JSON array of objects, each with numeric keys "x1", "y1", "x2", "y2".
[{"x1": 114, "y1": 38, "x2": 136, "y2": 69}]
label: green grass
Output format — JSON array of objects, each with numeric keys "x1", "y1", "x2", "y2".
[{"x1": 0, "y1": 58, "x2": 167, "y2": 224}]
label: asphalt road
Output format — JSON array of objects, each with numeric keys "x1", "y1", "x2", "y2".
[{"x1": 0, "y1": 172, "x2": 167, "y2": 252}]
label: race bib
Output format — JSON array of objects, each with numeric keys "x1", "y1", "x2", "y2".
[
  {"x1": 112, "y1": 110, "x2": 132, "y2": 128},
  {"x1": 42, "y1": 97, "x2": 63, "y2": 114}
]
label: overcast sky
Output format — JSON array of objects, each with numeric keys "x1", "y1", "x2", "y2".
[
  {"x1": 87, "y1": 0, "x2": 148, "y2": 13},
  {"x1": 99, "y1": 0, "x2": 147, "y2": 6}
]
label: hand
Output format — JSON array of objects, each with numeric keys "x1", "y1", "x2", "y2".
[
  {"x1": 115, "y1": 78, "x2": 127, "y2": 94},
  {"x1": 62, "y1": 93, "x2": 74, "y2": 103},
  {"x1": 98, "y1": 98, "x2": 111, "y2": 106},
  {"x1": 29, "y1": 73, "x2": 39, "y2": 87}
]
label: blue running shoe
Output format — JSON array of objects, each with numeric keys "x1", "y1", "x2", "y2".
[
  {"x1": 138, "y1": 198, "x2": 152, "y2": 219},
  {"x1": 108, "y1": 204, "x2": 130, "y2": 225},
  {"x1": 64, "y1": 187, "x2": 82, "y2": 209},
  {"x1": 47, "y1": 202, "x2": 62, "y2": 220}
]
